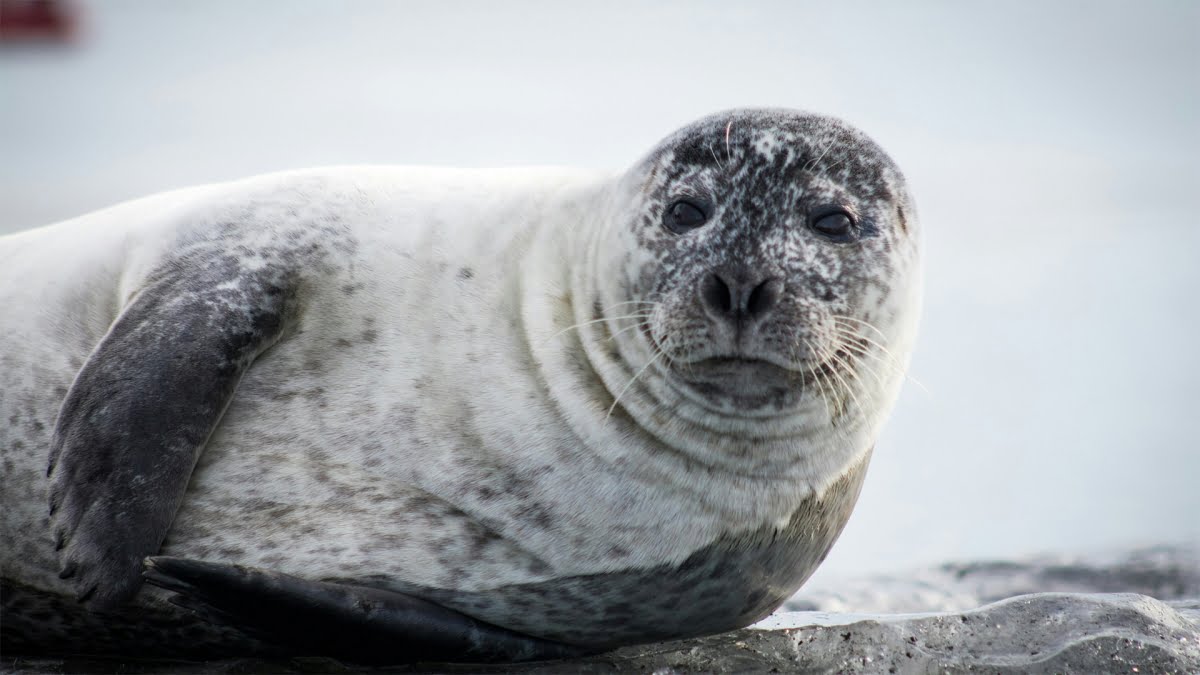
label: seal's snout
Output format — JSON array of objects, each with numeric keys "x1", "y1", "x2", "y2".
[{"x1": 699, "y1": 269, "x2": 783, "y2": 325}]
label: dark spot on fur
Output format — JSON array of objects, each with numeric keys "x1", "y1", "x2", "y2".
[
  {"x1": 457, "y1": 267, "x2": 474, "y2": 280},
  {"x1": 361, "y1": 329, "x2": 378, "y2": 343}
]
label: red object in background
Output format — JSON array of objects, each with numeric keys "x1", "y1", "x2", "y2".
[{"x1": 0, "y1": 0, "x2": 78, "y2": 43}]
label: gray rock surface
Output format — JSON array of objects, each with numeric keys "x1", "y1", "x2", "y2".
[
  {"x1": 788, "y1": 544, "x2": 1200, "y2": 614},
  {"x1": 5, "y1": 547, "x2": 1199, "y2": 673}
]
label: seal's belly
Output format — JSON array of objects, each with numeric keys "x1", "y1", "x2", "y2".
[
  {"x1": 377, "y1": 455, "x2": 868, "y2": 648},
  {"x1": 164, "y1": 334, "x2": 565, "y2": 591}
]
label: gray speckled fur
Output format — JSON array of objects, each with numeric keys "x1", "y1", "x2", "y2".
[
  {"x1": 0, "y1": 109, "x2": 920, "y2": 656},
  {"x1": 353, "y1": 452, "x2": 871, "y2": 648}
]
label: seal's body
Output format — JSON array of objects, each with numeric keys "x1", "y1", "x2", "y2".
[{"x1": 0, "y1": 110, "x2": 921, "y2": 661}]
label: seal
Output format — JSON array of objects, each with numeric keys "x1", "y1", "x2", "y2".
[{"x1": 0, "y1": 108, "x2": 921, "y2": 663}]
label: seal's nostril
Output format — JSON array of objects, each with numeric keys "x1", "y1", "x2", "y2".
[
  {"x1": 701, "y1": 273, "x2": 733, "y2": 315},
  {"x1": 746, "y1": 278, "x2": 780, "y2": 318},
  {"x1": 701, "y1": 271, "x2": 781, "y2": 322}
]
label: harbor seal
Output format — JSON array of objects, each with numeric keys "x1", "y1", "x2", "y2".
[{"x1": 0, "y1": 108, "x2": 921, "y2": 663}]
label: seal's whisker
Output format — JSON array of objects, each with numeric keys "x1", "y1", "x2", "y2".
[
  {"x1": 827, "y1": 347, "x2": 868, "y2": 407},
  {"x1": 819, "y1": 343, "x2": 865, "y2": 419},
  {"x1": 833, "y1": 337, "x2": 889, "y2": 391},
  {"x1": 654, "y1": 333, "x2": 688, "y2": 376},
  {"x1": 605, "y1": 350, "x2": 666, "y2": 424},
  {"x1": 800, "y1": 338, "x2": 838, "y2": 416},
  {"x1": 828, "y1": 320, "x2": 903, "y2": 369},
  {"x1": 830, "y1": 315, "x2": 888, "y2": 341},
  {"x1": 547, "y1": 314, "x2": 654, "y2": 343},
  {"x1": 708, "y1": 143, "x2": 726, "y2": 170},
  {"x1": 830, "y1": 331, "x2": 888, "y2": 389},
  {"x1": 724, "y1": 121, "x2": 733, "y2": 164},
  {"x1": 830, "y1": 324, "x2": 928, "y2": 394},
  {"x1": 829, "y1": 326, "x2": 903, "y2": 372},
  {"x1": 833, "y1": 335, "x2": 915, "y2": 395},
  {"x1": 608, "y1": 320, "x2": 652, "y2": 341},
  {"x1": 812, "y1": 344, "x2": 845, "y2": 427},
  {"x1": 604, "y1": 299, "x2": 660, "y2": 311},
  {"x1": 796, "y1": 337, "x2": 835, "y2": 423},
  {"x1": 813, "y1": 153, "x2": 851, "y2": 183},
  {"x1": 802, "y1": 137, "x2": 838, "y2": 175},
  {"x1": 834, "y1": 334, "x2": 903, "y2": 377}
]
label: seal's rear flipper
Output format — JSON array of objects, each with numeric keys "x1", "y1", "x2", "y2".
[{"x1": 143, "y1": 556, "x2": 589, "y2": 664}]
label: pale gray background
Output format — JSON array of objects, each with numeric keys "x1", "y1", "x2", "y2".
[{"x1": 1, "y1": 1, "x2": 1197, "y2": 585}]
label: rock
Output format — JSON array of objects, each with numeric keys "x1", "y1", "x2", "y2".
[
  {"x1": 8, "y1": 593, "x2": 1197, "y2": 673},
  {"x1": 788, "y1": 544, "x2": 1200, "y2": 614},
  {"x1": 6, "y1": 547, "x2": 1199, "y2": 673}
]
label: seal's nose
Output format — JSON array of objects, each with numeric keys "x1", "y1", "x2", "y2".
[{"x1": 700, "y1": 269, "x2": 782, "y2": 324}]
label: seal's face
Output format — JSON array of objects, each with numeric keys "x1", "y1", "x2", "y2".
[{"x1": 609, "y1": 110, "x2": 920, "y2": 419}]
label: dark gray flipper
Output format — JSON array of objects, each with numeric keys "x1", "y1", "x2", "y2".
[
  {"x1": 143, "y1": 557, "x2": 590, "y2": 664},
  {"x1": 47, "y1": 261, "x2": 294, "y2": 610}
]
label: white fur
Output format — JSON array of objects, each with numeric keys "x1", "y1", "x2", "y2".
[{"x1": 0, "y1": 161, "x2": 918, "y2": 604}]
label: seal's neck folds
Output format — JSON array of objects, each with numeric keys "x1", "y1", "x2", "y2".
[{"x1": 519, "y1": 184, "x2": 915, "y2": 514}]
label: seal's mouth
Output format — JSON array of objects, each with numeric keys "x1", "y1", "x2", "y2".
[
  {"x1": 688, "y1": 356, "x2": 794, "y2": 373},
  {"x1": 668, "y1": 349, "x2": 852, "y2": 386},
  {"x1": 672, "y1": 355, "x2": 802, "y2": 384}
]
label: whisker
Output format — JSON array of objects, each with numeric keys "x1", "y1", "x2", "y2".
[
  {"x1": 605, "y1": 350, "x2": 665, "y2": 423},
  {"x1": 827, "y1": 348, "x2": 868, "y2": 410},
  {"x1": 830, "y1": 315, "x2": 888, "y2": 341},
  {"x1": 602, "y1": 300, "x2": 660, "y2": 312},
  {"x1": 831, "y1": 325, "x2": 929, "y2": 395},
  {"x1": 546, "y1": 313, "x2": 653, "y2": 343},
  {"x1": 830, "y1": 327, "x2": 903, "y2": 372},
  {"x1": 801, "y1": 136, "x2": 838, "y2": 175},
  {"x1": 608, "y1": 320, "x2": 652, "y2": 341},
  {"x1": 819, "y1": 343, "x2": 864, "y2": 420},
  {"x1": 797, "y1": 337, "x2": 835, "y2": 423},
  {"x1": 834, "y1": 339, "x2": 888, "y2": 391},
  {"x1": 708, "y1": 143, "x2": 726, "y2": 170},
  {"x1": 724, "y1": 120, "x2": 733, "y2": 164}
]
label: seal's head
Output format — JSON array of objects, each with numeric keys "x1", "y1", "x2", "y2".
[{"x1": 599, "y1": 109, "x2": 920, "y2": 430}]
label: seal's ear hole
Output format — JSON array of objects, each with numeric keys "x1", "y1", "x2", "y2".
[{"x1": 663, "y1": 199, "x2": 710, "y2": 235}]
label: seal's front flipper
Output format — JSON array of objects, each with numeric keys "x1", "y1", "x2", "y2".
[
  {"x1": 47, "y1": 264, "x2": 294, "y2": 609},
  {"x1": 143, "y1": 556, "x2": 588, "y2": 664}
]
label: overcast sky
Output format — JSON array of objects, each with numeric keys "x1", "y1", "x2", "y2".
[{"x1": 1, "y1": 1, "x2": 1197, "y2": 578}]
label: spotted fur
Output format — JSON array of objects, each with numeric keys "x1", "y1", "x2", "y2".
[{"x1": 0, "y1": 109, "x2": 920, "y2": 657}]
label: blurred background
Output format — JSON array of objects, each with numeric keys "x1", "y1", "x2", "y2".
[{"x1": 1, "y1": 0, "x2": 1196, "y2": 587}]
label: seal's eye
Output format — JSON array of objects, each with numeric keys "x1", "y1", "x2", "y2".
[
  {"x1": 663, "y1": 199, "x2": 709, "y2": 234},
  {"x1": 809, "y1": 208, "x2": 856, "y2": 242}
]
